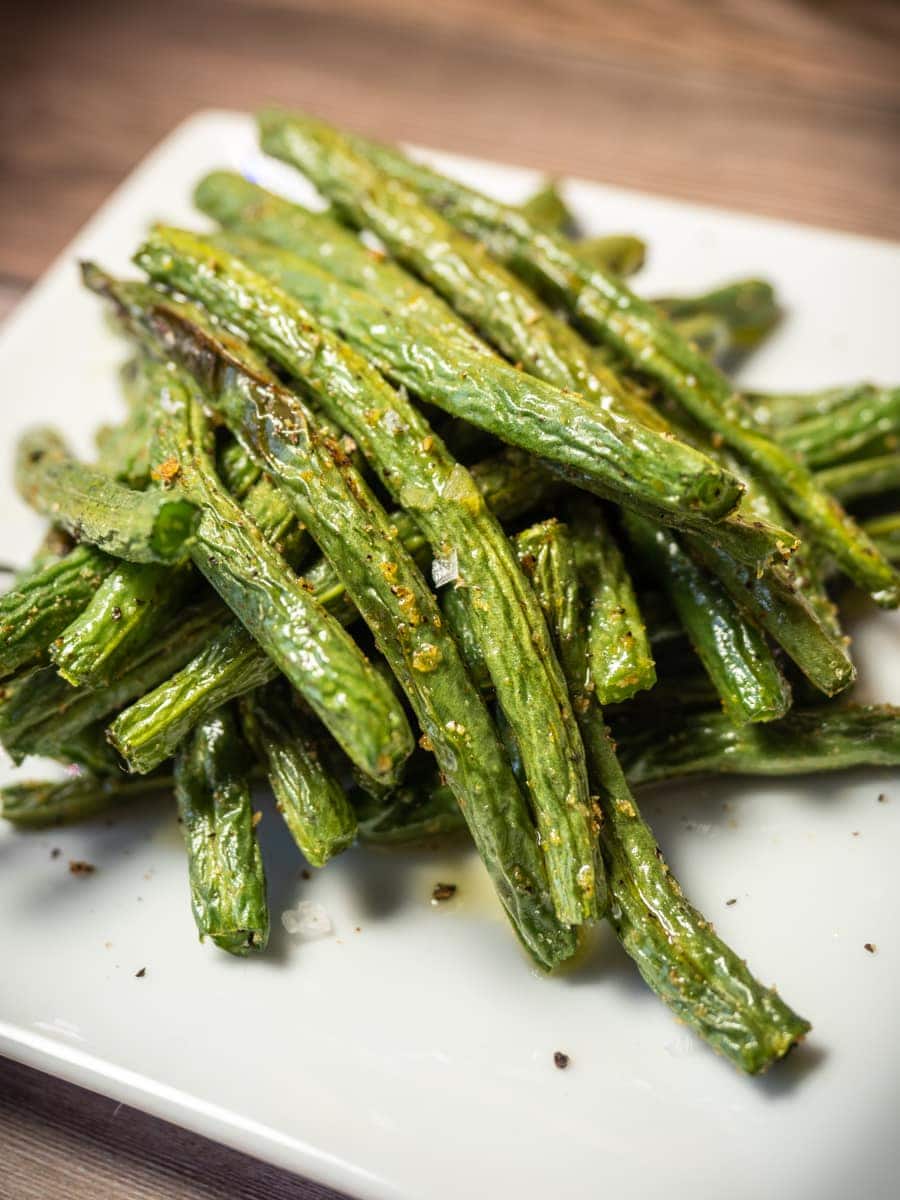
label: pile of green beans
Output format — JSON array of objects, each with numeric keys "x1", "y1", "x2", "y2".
[{"x1": 3, "y1": 107, "x2": 899, "y2": 1077}]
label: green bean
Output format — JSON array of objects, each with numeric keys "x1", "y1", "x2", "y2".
[
  {"x1": 217, "y1": 436, "x2": 262, "y2": 499},
  {"x1": 567, "y1": 501, "x2": 656, "y2": 704},
  {"x1": 614, "y1": 704, "x2": 900, "y2": 785},
  {"x1": 748, "y1": 383, "x2": 880, "y2": 430},
  {"x1": 15, "y1": 428, "x2": 197, "y2": 564},
  {"x1": 655, "y1": 279, "x2": 780, "y2": 356},
  {"x1": 198, "y1": 172, "x2": 793, "y2": 567},
  {"x1": 494, "y1": 702, "x2": 527, "y2": 791},
  {"x1": 578, "y1": 234, "x2": 646, "y2": 277},
  {"x1": 609, "y1": 399, "x2": 848, "y2": 651},
  {"x1": 205, "y1": 230, "x2": 738, "y2": 530},
  {"x1": 520, "y1": 179, "x2": 574, "y2": 235},
  {"x1": 711, "y1": 443, "x2": 844, "y2": 642},
  {"x1": 240, "y1": 475, "x2": 311, "y2": 569},
  {"x1": 0, "y1": 544, "x2": 114, "y2": 678},
  {"x1": 330, "y1": 118, "x2": 899, "y2": 606},
  {"x1": 355, "y1": 694, "x2": 900, "y2": 834},
  {"x1": 174, "y1": 708, "x2": 269, "y2": 955},
  {"x1": 863, "y1": 512, "x2": 900, "y2": 562},
  {"x1": 103, "y1": 446, "x2": 548, "y2": 775},
  {"x1": 0, "y1": 602, "x2": 218, "y2": 764},
  {"x1": 54, "y1": 357, "x2": 311, "y2": 693},
  {"x1": 256, "y1": 114, "x2": 596, "y2": 393},
  {"x1": 139, "y1": 229, "x2": 602, "y2": 924},
  {"x1": 516, "y1": 517, "x2": 811, "y2": 1073},
  {"x1": 352, "y1": 750, "x2": 465, "y2": 843},
  {"x1": 0, "y1": 663, "x2": 64, "y2": 744},
  {"x1": 655, "y1": 411, "x2": 847, "y2": 653},
  {"x1": 106, "y1": 441, "x2": 554, "y2": 773},
  {"x1": 144, "y1": 357, "x2": 412, "y2": 787},
  {"x1": 240, "y1": 684, "x2": 357, "y2": 867},
  {"x1": 439, "y1": 585, "x2": 493, "y2": 694},
  {"x1": 816, "y1": 453, "x2": 900, "y2": 505},
  {"x1": 356, "y1": 783, "x2": 463, "y2": 843},
  {"x1": 607, "y1": 671, "x2": 720, "y2": 717},
  {"x1": 666, "y1": 312, "x2": 731, "y2": 361},
  {"x1": 86, "y1": 267, "x2": 576, "y2": 971},
  {"x1": 1, "y1": 770, "x2": 171, "y2": 828},
  {"x1": 212, "y1": 411, "x2": 312, "y2": 564},
  {"x1": 50, "y1": 561, "x2": 195, "y2": 687},
  {"x1": 467, "y1": 446, "x2": 561, "y2": 519},
  {"x1": 689, "y1": 541, "x2": 855, "y2": 696},
  {"x1": 254, "y1": 118, "x2": 744, "y2": 526},
  {"x1": 194, "y1": 170, "x2": 487, "y2": 356},
  {"x1": 586, "y1": 308, "x2": 726, "y2": 369},
  {"x1": 108, "y1": 618, "x2": 274, "y2": 773},
  {"x1": 52, "y1": 722, "x2": 125, "y2": 775},
  {"x1": 623, "y1": 513, "x2": 791, "y2": 723},
  {"x1": 777, "y1": 386, "x2": 900, "y2": 470}
]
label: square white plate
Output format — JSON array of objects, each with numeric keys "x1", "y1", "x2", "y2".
[{"x1": 2, "y1": 111, "x2": 899, "y2": 1200}]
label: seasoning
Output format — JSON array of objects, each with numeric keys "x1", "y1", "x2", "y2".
[
  {"x1": 431, "y1": 882, "x2": 457, "y2": 904},
  {"x1": 726, "y1": 898, "x2": 737, "y2": 906},
  {"x1": 135, "y1": 967, "x2": 147, "y2": 977},
  {"x1": 68, "y1": 860, "x2": 95, "y2": 875},
  {"x1": 864, "y1": 943, "x2": 877, "y2": 954},
  {"x1": 553, "y1": 1051, "x2": 570, "y2": 1070},
  {"x1": 50, "y1": 848, "x2": 61, "y2": 859},
  {"x1": 412, "y1": 643, "x2": 442, "y2": 672},
  {"x1": 282, "y1": 901, "x2": 332, "y2": 938},
  {"x1": 150, "y1": 456, "x2": 180, "y2": 485},
  {"x1": 878, "y1": 793, "x2": 888, "y2": 803}
]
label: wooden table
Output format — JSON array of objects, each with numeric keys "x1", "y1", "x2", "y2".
[{"x1": 2, "y1": 2, "x2": 898, "y2": 1196}]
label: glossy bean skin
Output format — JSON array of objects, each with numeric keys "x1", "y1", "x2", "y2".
[
  {"x1": 515, "y1": 517, "x2": 811, "y2": 1074},
  {"x1": 152, "y1": 230, "x2": 600, "y2": 924},
  {"x1": 322, "y1": 113, "x2": 899, "y2": 606},
  {"x1": 241, "y1": 684, "x2": 357, "y2": 868},
  {"x1": 15, "y1": 428, "x2": 197, "y2": 564},
  {"x1": 614, "y1": 703, "x2": 900, "y2": 785},
  {"x1": 174, "y1": 708, "x2": 269, "y2": 955},
  {"x1": 86, "y1": 265, "x2": 576, "y2": 972}
]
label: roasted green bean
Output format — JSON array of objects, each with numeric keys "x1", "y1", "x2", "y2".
[{"x1": 174, "y1": 707, "x2": 269, "y2": 954}]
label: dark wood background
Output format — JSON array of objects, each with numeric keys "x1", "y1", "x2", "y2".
[{"x1": 2, "y1": 1, "x2": 898, "y2": 1196}]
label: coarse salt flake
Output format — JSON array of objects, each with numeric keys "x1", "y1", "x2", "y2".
[
  {"x1": 281, "y1": 901, "x2": 333, "y2": 940},
  {"x1": 431, "y1": 549, "x2": 459, "y2": 588},
  {"x1": 382, "y1": 409, "x2": 404, "y2": 435}
]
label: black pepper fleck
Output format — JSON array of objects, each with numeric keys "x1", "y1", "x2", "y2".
[
  {"x1": 431, "y1": 882, "x2": 457, "y2": 903},
  {"x1": 553, "y1": 1051, "x2": 570, "y2": 1069},
  {"x1": 726, "y1": 898, "x2": 737, "y2": 906},
  {"x1": 135, "y1": 967, "x2": 147, "y2": 977},
  {"x1": 864, "y1": 943, "x2": 877, "y2": 954}
]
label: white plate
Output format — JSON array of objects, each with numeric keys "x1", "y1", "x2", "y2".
[{"x1": 2, "y1": 111, "x2": 899, "y2": 1200}]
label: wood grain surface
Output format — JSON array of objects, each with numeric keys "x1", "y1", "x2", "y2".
[
  {"x1": 2, "y1": 1, "x2": 898, "y2": 1196},
  {"x1": 0, "y1": 1057, "x2": 349, "y2": 1200}
]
